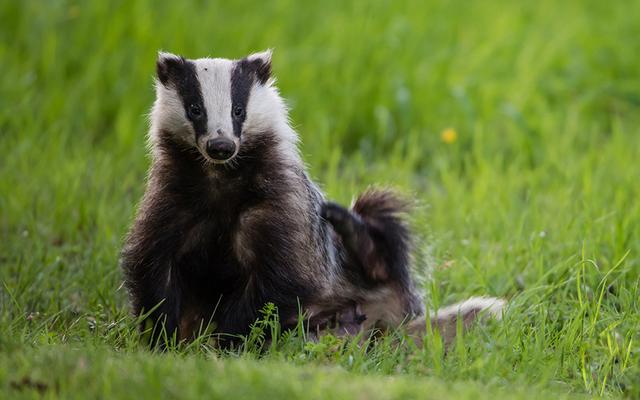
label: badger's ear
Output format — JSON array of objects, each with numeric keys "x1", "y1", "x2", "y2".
[
  {"x1": 156, "y1": 51, "x2": 185, "y2": 86},
  {"x1": 247, "y1": 49, "x2": 273, "y2": 84}
]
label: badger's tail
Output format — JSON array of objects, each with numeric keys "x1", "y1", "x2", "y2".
[{"x1": 407, "y1": 296, "x2": 506, "y2": 346}]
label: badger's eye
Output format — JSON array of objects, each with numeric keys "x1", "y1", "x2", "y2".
[
  {"x1": 232, "y1": 105, "x2": 244, "y2": 119},
  {"x1": 188, "y1": 104, "x2": 202, "y2": 119}
]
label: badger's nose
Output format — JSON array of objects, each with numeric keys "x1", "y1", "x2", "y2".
[{"x1": 206, "y1": 138, "x2": 236, "y2": 161}]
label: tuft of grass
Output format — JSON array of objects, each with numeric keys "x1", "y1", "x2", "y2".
[{"x1": 1, "y1": 0, "x2": 639, "y2": 398}]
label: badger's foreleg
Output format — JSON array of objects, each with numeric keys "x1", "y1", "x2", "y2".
[{"x1": 121, "y1": 252, "x2": 183, "y2": 348}]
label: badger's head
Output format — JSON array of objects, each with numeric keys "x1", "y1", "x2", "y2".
[{"x1": 150, "y1": 50, "x2": 296, "y2": 165}]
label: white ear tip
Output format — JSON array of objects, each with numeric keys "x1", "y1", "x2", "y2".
[
  {"x1": 248, "y1": 49, "x2": 273, "y2": 62},
  {"x1": 157, "y1": 51, "x2": 180, "y2": 61}
]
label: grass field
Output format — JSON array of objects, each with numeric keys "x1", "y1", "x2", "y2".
[{"x1": 2, "y1": 0, "x2": 640, "y2": 398}]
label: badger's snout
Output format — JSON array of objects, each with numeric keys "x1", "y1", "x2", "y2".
[{"x1": 206, "y1": 138, "x2": 236, "y2": 161}]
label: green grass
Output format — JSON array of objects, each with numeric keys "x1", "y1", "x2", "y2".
[{"x1": 1, "y1": 0, "x2": 639, "y2": 398}]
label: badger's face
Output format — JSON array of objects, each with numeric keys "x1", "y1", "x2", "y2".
[{"x1": 151, "y1": 50, "x2": 290, "y2": 164}]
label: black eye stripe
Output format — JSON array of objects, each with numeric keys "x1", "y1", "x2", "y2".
[
  {"x1": 163, "y1": 59, "x2": 207, "y2": 137},
  {"x1": 230, "y1": 61, "x2": 254, "y2": 137}
]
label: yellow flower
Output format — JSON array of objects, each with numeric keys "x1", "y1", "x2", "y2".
[{"x1": 440, "y1": 128, "x2": 457, "y2": 144}]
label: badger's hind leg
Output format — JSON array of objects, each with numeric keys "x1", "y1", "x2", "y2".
[
  {"x1": 321, "y1": 189, "x2": 412, "y2": 284},
  {"x1": 321, "y1": 201, "x2": 387, "y2": 281}
]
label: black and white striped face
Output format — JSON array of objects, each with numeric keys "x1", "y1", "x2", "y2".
[{"x1": 151, "y1": 50, "x2": 294, "y2": 164}]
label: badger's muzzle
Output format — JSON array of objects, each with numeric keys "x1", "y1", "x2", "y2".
[{"x1": 205, "y1": 137, "x2": 236, "y2": 162}]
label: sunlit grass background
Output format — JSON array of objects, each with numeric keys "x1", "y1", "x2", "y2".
[{"x1": 1, "y1": 0, "x2": 639, "y2": 398}]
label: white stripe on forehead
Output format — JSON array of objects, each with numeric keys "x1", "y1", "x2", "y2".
[{"x1": 193, "y1": 58, "x2": 234, "y2": 136}]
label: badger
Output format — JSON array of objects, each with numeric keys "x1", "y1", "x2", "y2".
[
  {"x1": 321, "y1": 198, "x2": 505, "y2": 344},
  {"x1": 120, "y1": 50, "x2": 503, "y2": 347}
]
